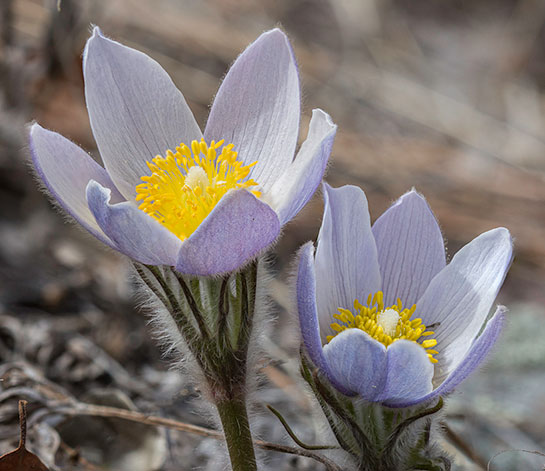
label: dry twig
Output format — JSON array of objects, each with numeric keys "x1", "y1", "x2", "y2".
[{"x1": 34, "y1": 402, "x2": 343, "y2": 471}]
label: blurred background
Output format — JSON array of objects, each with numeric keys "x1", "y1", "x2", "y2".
[{"x1": 1, "y1": 0, "x2": 544, "y2": 469}]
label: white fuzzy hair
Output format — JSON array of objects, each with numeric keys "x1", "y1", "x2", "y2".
[{"x1": 132, "y1": 257, "x2": 278, "y2": 469}]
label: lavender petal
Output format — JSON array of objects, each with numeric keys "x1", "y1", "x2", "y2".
[
  {"x1": 29, "y1": 123, "x2": 123, "y2": 248},
  {"x1": 204, "y1": 29, "x2": 300, "y2": 192},
  {"x1": 372, "y1": 190, "x2": 445, "y2": 308},
  {"x1": 175, "y1": 189, "x2": 280, "y2": 276},
  {"x1": 268, "y1": 109, "x2": 336, "y2": 225},
  {"x1": 84, "y1": 27, "x2": 202, "y2": 200},
  {"x1": 86, "y1": 180, "x2": 181, "y2": 265}
]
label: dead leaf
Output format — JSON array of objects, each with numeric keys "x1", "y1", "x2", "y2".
[
  {"x1": 0, "y1": 447, "x2": 49, "y2": 471},
  {"x1": 0, "y1": 401, "x2": 49, "y2": 471}
]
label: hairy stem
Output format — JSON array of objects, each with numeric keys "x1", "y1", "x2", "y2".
[
  {"x1": 138, "y1": 262, "x2": 262, "y2": 471},
  {"x1": 216, "y1": 395, "x2": 257, "y2": 471}
]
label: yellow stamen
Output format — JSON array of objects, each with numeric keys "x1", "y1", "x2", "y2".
[
  {"x1": 327, "y1": 291, "x2": 439, "y2": 363},
  {"x1": 136, "y1": 139, "x2": 260, "y2": 241}
]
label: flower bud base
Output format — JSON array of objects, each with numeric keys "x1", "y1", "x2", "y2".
[{"x1": 301, "y1": 356, "x2": 450, "y2": 471}]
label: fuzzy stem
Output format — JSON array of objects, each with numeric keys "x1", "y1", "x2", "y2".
[
  {"x1": 173, "y1": 270, "x2": 211, "y2": 340},
  {"x1": 138, "y1": 261, "x2": 262, "y2": 470},
  {"x1": 216, "y1": 395, "x2": 257, "y2": 471},
  {"x1": 212, "y1": 263, "x2": 258, "y2": 470}
]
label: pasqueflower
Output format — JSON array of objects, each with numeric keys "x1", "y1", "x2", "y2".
[
  {"x1": 297, "y1": 184, "x2": 512, "y2": 407},
  {"x1": 30, "y1": 27, "x2": 336, "y2": 276}
]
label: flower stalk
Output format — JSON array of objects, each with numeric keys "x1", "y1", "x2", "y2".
[
  {"x1": 216, "y1": 396, "x2": 257, "y2": 471},
  {"x1": 135, "y1": 261, "x2": 261, "y2": 471}
]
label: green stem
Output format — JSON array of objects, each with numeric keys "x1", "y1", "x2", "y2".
[{"x1": 216, "y1": 395, "x2": 257, "y2": 471}]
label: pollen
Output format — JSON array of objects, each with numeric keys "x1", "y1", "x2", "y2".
[
  {"x1": 327, "y1": 291, "x2": 439, "y2": 363},
  {"x1": 135, "y1": 139, "x2": 261, "y2": 241}
]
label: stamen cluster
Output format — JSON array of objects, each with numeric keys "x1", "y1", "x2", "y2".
[
  {"x1": 136, "y1": 140, "x2": 261, "y2": 241},
  {"x1": 328, "y1": 291, "x2": 439, "y2": 363}
]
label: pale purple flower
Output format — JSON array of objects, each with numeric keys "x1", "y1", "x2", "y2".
[
  {"x1": 297, "y1": 183, "x2": 512, "y2": 407},
  {"x1": 30, "y1": 27, "x2": 336, "y2": 276}
]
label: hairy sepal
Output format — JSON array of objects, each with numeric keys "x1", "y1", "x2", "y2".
[
  {"x1": 301, "y1": 355, "x2": 451, "y2": 471},
  {"x1": 133, "y1": 259, "x2": 270, "y2": 403}
]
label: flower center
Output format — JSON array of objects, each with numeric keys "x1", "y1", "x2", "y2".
[
  {"x1": 135, "y1": 139, "x2": 261, "y2": 241},
  {"x1": 328, "y1": 291, "x2": 438, "y2": 363}
]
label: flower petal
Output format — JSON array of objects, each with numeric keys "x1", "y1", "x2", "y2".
[
  {"x1": 175, "y1": 190, "x2": 280, "y2": 276},
  {"x1": 315, "y1": 184, "x2": 381, "y2": 339},
  {"x1": 417, "y1": 228, "x2": 512, "y2": 382},
  {"x1": 432, "y1": 306, "x2": 505, "y2": 396},
  {"x1": 391, "y1": 307, "x2": 506, "y2": 408},
  {"x1": 83, "y1": 27, "x2": 202, "y2": 200},
  {"x1": 29, "y1": 123, "x2": 123, "y2": 248},
  {"x1": 372, "y1": 190, "x2": 446, "y2": 308},
  {"x1": 204, "y1": 29, "x2": 300, "y2": 192},
  {"x1": 377, "y1": 340, "x2": 434, "y2": 407},
  {"x1": 296, "y1": 242, "x2": 350, "y2": 394},
  {"x1": 267, "y1": 109, "x2": 336, "y2": 225},
  {"x1": 86, "y1": 180, "x2": 181, "y2": 265},
  {"x1": 322, "y1": 329, "x2": 387, "y2": 401}
]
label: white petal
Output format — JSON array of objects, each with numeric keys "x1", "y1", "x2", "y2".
[
  {"x1": 417, "y1": 228, "x2": 513, "y2": 382},
  {"x1": 83, "y1": 27, "x2": 202, "y2": 200},
  {"x1": 315, "y1": 184, "x2": 381, "y2": 340},
  {"x1": 372, "y1": 190, "x2": 445, "y2": 307},
  {"x1": 267, "y1": 109, "x2": 336, "y2": 224},
  {"x1": 393, "y1": 307, "x2": 506, "y2": 408},
  {"x1": 204, "y1": 29, "x2": 300, "y2": 192},
  {"x1": 29, "y1": 123, "x2": 123, "y2": 247}
]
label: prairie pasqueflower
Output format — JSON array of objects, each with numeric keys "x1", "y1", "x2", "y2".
[
  {"x1": 30, "y1": 27, "x2": 336, "y2": 276},
  {"x1": 297, "y1": 184, "x2": 512, "y2": 407}
]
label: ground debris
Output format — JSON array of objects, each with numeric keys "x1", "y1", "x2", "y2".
[{"x1": 0, "y1": 400, "x2": 49, "y2": 471}]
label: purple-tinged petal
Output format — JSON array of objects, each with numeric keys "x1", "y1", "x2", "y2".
[
  {"x1": 377, "y1": 340, "x2": 434, "y2": 407},
  {"x1": 417, "y1": 228, "x2": 512, "y2": 383},
  {"x1": 267, "y1": 109, "x2": 336, "y2": 225},
  {"x1": 391, "y1": 307, "x2": 505, "y2": 408},
  {"x1": 29, "y1": 123, "x2": 123, "y2": 248},
  {"x1": 86, "y1": 180, "x2": 181, "y2": 266},
  {"x1": 83, "y1": 27, "x2": 202, "y2": 201},
  {"x1": 432, "y1": 307, "x2": 505, "y2": 396},
  {"x1": 323, "y1": 329, "x2": 386, "y2": 401},
  {"x1": 204, "y1": 29, "x2": 300, "y2": 192},
  {"x1": 296, "y1": 242, "x2": 348, "y2": 393},
  {"x1": 175, "y1": 190, "x2": 280, "y2": 276},
  {"x1": 372, "y1": 190, "x2": 445, "y2": 308},
  {"x1": 315, "y1": 184, "x2": 381, "y2": 339}
]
